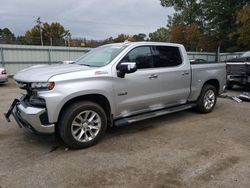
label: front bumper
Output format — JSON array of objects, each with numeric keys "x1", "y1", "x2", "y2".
[
  {"x1": 227, "y1": 75, "x2": 250, "y2": 85},
  {"x1": 6, "y1": 100, "x2": 55, "y2": 134}
]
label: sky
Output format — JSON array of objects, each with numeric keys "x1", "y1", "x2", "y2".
[{"x1": 0, "y1": 0, "x2": 174, "y2": 40}]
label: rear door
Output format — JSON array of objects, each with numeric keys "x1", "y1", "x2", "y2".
[{"x1": 151, "y1": 45, "x2": 191, "y2": 106}]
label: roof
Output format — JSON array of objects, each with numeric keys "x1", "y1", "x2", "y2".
[{"x1": 103, "y1": 41, "x2": 184, "y2": 48}]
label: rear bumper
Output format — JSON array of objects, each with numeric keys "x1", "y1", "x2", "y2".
[
  {"x1": 13, "y1": 102, "x2": 55, "y2": 134},
  {"x1": 0, "y1": 75, "x2": 8, "y2": 83}
]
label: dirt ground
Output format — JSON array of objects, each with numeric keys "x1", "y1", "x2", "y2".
[{"x1": 0, "y1": 80, "x2": 250, "y2": 188}]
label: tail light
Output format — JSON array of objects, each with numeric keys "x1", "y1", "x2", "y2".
[
  {"x1": 226, "y1": 64, "x2": 231, "y2": 74},
  {"x1": 1, "y1": 69, "x2": 7, "y2": 74}
]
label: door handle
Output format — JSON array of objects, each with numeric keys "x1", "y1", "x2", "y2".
[
  {"x1": 182, "y1": 71, "x2": 190, "y2": 76},
  {"x1": 148, "y1": 74, "x2": 158, "y2": 79}
]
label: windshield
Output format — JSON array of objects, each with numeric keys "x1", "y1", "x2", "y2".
[
  {"x1": 75, "y1": 45, "x2": 127, "y2": 67},
  {"x1": 241, "y1": 51, "x2": 250, "y2": 57}
]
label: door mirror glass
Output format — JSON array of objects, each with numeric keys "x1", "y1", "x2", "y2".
[{"x1": 117, "y1": 62, "x2": 137, "y2": 78}]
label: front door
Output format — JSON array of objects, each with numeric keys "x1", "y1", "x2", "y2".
[{"x1": 112, "y1": 46, "x2": 161, "y2": 118}]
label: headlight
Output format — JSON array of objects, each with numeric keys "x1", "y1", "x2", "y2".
[{"x1": 31, "y1": 82, "x2": 55, "y2": 90}]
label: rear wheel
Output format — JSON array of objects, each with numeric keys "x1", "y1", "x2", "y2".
[
  {"x1": 195, "y1": 84, "x2": 217, "y2": 113},
  {"x1": 59, "y1": 101, "x2": 107, "y2": 149}
]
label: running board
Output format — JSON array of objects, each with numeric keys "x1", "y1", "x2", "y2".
[{"x1": 114, "y1": 103, "x2": 196, "y2": 127}]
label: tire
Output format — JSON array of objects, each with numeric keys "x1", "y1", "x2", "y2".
[
  {"x1": 58, "y1": 101, "x2": 107, "y2": 149},
  {"x1": 195, "y1": 84, "x2": 217, "y2": 114}
]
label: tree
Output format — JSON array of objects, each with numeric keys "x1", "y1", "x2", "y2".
[
  {"x1": 160, "y1": 0, "x2": 249, "y2": 52},
  {"x1": 16, "y1": 36, "x2": 28, "y2": 45},
  {"x1": 201, "y1": 0, "x2": 248, "y2": 51},
  {"x1": 170, "y1": 24, "x2": 214, "y2": 51},
  {"x1": 132, "y1": 33, "x2": 146, "y2": 41},
  {"x1": 24, "y1": 22, "x2": 69, "y2": 46},
  {"x1": 234, "y1": 5, "x2": 250, "y2": 50},
  {"x1": 43, "y1": 22, "x2": 69, "y2": 45},
  {"x1": 113, "y1": 34, "x2": 131, "y2": 43},
  {"x1": 149, "y1": 27, "x2": 170, "y2": 42},
  {"x1": 25, "y1": 26, "x2": 41, "y2": 45},
  {"x1": 0, "y1": 28, "x2": 15, "y2": 44},
  {"x1": 160, "y1": 0, "x2": 203, "y2": 27}
]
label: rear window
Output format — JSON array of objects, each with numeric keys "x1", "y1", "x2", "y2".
[{"x1": 152, "y1": 46, "x2": 182, "y2": 68}]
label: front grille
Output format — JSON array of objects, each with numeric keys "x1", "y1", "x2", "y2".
[{"x1": 228, "y1": 64, "x2": 247, "y2": 75}]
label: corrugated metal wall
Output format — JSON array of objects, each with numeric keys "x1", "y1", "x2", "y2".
[
  {"x1": 0, "y1": 44, "x2": 244, "y2": 75},
  {"x1": 0, "y1": 44, "x2": 91, "y2": 75},
  {"x1": 187, "y1": 52, "x2": 217, "y2": 61}
]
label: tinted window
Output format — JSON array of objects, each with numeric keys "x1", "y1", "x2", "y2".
[
  {"x1": 122, "y1": 47, "x2": 153, "y2": 69},
  {"x1": 152, "y1": 46, "x2": 182, "y2": 67}
]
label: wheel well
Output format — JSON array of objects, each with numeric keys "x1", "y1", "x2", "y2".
[
  {"x1": 58, "y1": 94, "x2": 112, "y2": 125},
  {"x1": 204, "y1": 79, "x2": 219, "y2": 94}
]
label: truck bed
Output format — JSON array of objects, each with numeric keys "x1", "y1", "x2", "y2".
[{"x1": 188, "y1": 62, "x2": 226, "y2": 101}]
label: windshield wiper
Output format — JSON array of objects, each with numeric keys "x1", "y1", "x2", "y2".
[
  {"x1": 79, "y1": 64, "x2": 91, "y2": 67},
  {"x1": 81, "y1": 64, "x2": 103, "y2": 68}
]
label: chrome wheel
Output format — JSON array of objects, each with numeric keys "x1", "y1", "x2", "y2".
[
  {"x1": 204, "y1": 89, "x2": 215, "y2": 110},
  {"x1": 71, "y1": 110, "x2": 101, "y2": 142}
]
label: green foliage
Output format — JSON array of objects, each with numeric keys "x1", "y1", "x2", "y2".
[
  {"x1": 24, "y1": 26, "x2": 41, "y2": 45},
  {"x1": 160, "y1": 0, "x2": 203, "y2": 27},
  {"x1": 0, "y1": 28, "x2": 15, "y2": 43},
  {"x1": 149, "y1": 27, "x2": 170, "y2": 42},
  {"x1": 111, "y1": 33, "x2": 146, "y2": 43},
  {"x1": 132, "y1": 33, "x2": 146, "y2": 41},
  {"x1": 160, "y1": 0, "x2": 249, "y2": 52},
  {"x1": 201, "y1": 0, "x2": 248, "y2": 51},
  {"x1": 113, "y1": 34, "x2": 131, "y2": 43},
  {"x1": 234, "y1": 5, "x2": 250, "y2": 50},
  {"x1": 24, "y1": 22, "x2": 69, "y2": 46}
]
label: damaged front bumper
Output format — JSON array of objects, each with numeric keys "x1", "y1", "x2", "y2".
[{"x1": 4, "y1": 99, "x2": 55, "y2": 134}]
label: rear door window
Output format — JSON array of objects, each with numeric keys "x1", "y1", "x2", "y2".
[{"x1": 152, "y1": 46, "x2": 182, "y2": 68}]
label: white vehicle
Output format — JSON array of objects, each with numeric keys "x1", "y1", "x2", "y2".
[{"x1": 0, "y1": 67, "x2": 8, "y2": 83}]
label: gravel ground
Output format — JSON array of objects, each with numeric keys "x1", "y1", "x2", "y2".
[{"x1": 0, "y1": 80, "x2": 250, "y2": 188}]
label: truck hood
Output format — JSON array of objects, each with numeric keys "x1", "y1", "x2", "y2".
[
  {"x1": 14, "y1": 64, "x2": 92, "y2": 82},
  {"x1": 226, "y1": 57, "x2": 250, "y2": 62}
]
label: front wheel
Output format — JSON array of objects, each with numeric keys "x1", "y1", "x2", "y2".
[
  {"x1": 58, "y1": 101, "x2": 107, "y2": 149},
  {"x1": 195, "y1": 84, "x2": 217, "y2": 113}
]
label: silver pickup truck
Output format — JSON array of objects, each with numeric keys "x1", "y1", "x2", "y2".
[{"x1": 5, "y1": 42, "x2": 226, "y2": 148}]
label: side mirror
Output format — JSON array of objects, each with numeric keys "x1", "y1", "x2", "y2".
[{"x1": 117, "y1": 62, "x2": 137, "y2": 78}]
